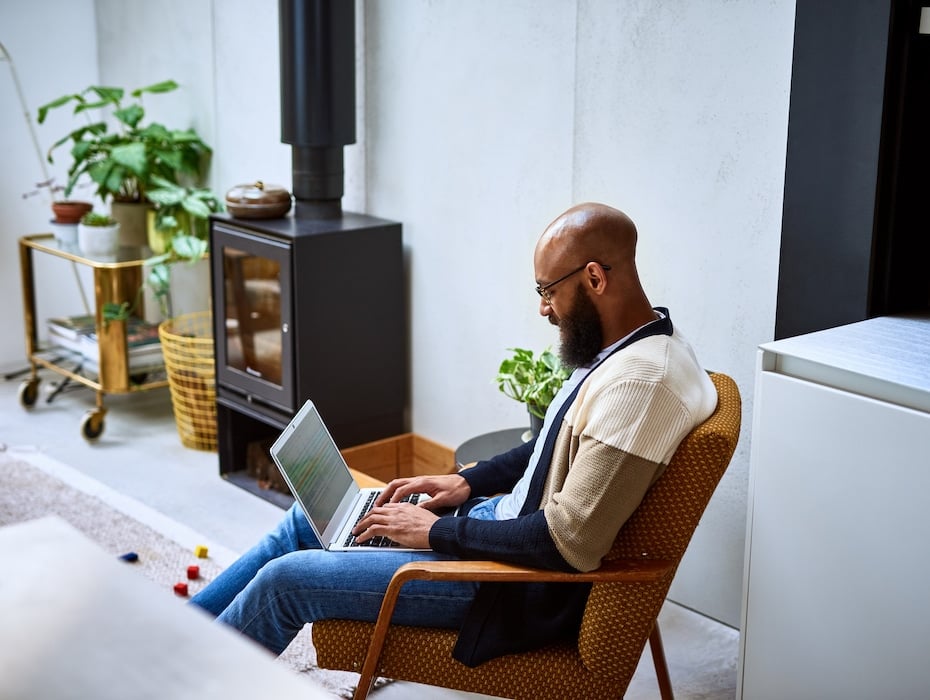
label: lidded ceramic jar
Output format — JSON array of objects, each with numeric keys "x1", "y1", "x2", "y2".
[{"x1": 225, "y1": 181, "x2": 292, "y2": 219}]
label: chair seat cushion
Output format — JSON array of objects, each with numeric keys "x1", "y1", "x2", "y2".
[{"x1": 313, "y1": 619, "x2": 621, "y2": 699}]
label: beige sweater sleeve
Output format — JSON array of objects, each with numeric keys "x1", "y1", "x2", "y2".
[{"x1": 541, "y1": 376, "x2": 699, "y2": 572}]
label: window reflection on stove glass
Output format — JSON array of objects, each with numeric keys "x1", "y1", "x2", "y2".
[{"x1": 222, "y1": 247, "x2": 283, "y2": 385}]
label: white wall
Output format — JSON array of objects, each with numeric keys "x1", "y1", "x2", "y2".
[
  {"x1": 363, "y1": 0, "x2": 795, "y2": 626},
  {"x1": 0, "y1": 0, "x2": 100, "y2": 372},
  {"x1": 0, "y1": 0, "x2": 797, "y2": 627},
  {"x1": 570, "y1": 1, "x2": 795, "y2": 625}
]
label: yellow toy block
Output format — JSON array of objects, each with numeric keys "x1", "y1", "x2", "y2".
[{"x1": 194, "y1": 544, "x2": 209, "y2": 558}]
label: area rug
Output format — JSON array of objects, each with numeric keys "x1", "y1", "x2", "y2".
[{"x1": 0, "y1": 446, "x2": 385, "y2": 699}]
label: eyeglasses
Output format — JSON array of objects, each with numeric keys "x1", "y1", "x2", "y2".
[{"x1": 535, "y1": 262, "x2": 611, "y2": 304}]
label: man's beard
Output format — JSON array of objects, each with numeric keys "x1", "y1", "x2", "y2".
[{"x1": 554, "y1": 286, "x2": 603, "y2": 369}]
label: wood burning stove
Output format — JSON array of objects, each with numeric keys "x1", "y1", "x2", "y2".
[{"x1": 210, "y1": 0, "x2": 407, "y2": 502}]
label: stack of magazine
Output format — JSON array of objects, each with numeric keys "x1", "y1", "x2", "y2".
[{"x1": 46, "y1": 314, "x2": 164, "y2": 373}]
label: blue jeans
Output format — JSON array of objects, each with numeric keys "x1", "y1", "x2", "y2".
[{"x1": 190, "y1": 503, "x2": 480, "y2": 655}]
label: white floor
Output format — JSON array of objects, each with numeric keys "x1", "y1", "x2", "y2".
[{"x1": 0, "y1": 364, "x2": 738, "y2": 699}]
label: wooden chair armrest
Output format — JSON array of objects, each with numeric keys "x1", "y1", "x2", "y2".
[
  {"x1": 387, "y1": 557, "x2": 675, "y2": 586},
  {"x1": 352, "y1": 557, "x2": 676, "y2": 700}
]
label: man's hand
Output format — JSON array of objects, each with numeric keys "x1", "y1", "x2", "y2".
[
  {"x1": 353, "y1": 502, "x2": 439, "y2": 549},
  {"x1": 374, "y1": 473, "x2": 471, "y2": 511}
]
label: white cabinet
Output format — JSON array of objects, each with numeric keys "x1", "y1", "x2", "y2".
[{"x1": 738, "y1": 314, "x2": 930, "y2": 700}]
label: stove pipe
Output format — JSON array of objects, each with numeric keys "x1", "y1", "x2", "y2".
[{"x1": 279, "y1": 0, "x2": 356, "y2": 216}]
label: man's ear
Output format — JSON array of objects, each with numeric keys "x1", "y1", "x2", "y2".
[{"x1": 586, "y1": 262, "x2": 608, "y2": 295}]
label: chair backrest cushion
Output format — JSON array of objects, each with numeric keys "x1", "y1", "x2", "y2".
[{"x1": 579, "y1": 372, "x2": 741, "y2": 680}]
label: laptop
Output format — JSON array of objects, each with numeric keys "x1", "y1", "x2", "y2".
[{"x1": 269, "y1": 399, "x2": 431, "y2": 552}]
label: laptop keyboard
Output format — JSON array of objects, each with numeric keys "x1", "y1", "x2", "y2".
[{"x1": 343, "y1": 491, "x2": 421, "y2": 548}]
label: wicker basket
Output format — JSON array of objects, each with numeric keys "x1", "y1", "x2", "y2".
[{"x1": 159, "y1": 311, "x2": 217, "y2": 451}]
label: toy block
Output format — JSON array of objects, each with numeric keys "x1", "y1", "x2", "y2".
[
  {"x1": 194, "y1": 545, "x2": 209, "y2": 558},
  {"x1": 187, "y1": 565, "x2": 200, "y2": 580},
  {"x1": 173, "y1": 582, "x2": 189, "y2": 597}
]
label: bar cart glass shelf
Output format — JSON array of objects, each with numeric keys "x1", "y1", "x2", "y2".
[{"x1": 18, "y1": 234, "x2": 169, "y2": 441}]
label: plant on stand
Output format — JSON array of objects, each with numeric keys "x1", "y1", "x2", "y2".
[
  {"x1": 137, "y1": 175, "x2": 224, "y2": 320},
  {"x1": 37, "y1": 80, "x2": 212, "y2": 247},
  {"x1": 495, "y1": 347, "x2": 570, "y2": 436},
  {"x1": 36, "y1": 80, "x2": 219, "y2": 322},
  {"x1": 146, "y1": 175, "x2": 222, "y2": 256},
  {"x1": 76, "y1": 211, "x2": 120, "y2": 258},
  {"x1": 51, "y1": 199, "x2": 93, "y2": 225},
  {"x1": 21, "y1": 178, "x2": 94, "y2": 247}
]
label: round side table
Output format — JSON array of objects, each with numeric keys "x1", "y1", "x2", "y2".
[{"x1": 455, "y1": 427, "x2": 531, "y2": 470}]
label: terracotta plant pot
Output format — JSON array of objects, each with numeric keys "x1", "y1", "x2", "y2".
[{"x1": 51, "y1": 200, "x2": 93, "y2": 224}]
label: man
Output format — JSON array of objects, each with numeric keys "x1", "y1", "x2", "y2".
[{"x1": 191, "y1": 202, "x2": 717, "y2": 667}]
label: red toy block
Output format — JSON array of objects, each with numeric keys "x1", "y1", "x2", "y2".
[
  {"x1": 173, "y1": 582, "x2": 189, "y2": 597},
  {"x1": 187, "y1": 565, "x2": 200, "y2": 580}
]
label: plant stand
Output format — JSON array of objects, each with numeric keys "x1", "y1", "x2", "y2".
[{"x1": 18, "y1": 234, "x2": 168, "y2": 441}]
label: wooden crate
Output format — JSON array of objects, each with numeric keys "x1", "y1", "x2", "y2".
[
  {"x1": 245, "y1": 433, "x2": 456, "y2": 497},
  {"x1": 340, "y1": 433, "x2": 456, "y2": 484}
]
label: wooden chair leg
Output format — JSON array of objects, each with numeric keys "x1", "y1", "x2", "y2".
[{"x1": 649, "y1": 622, "x2": 674, "y2": 700}]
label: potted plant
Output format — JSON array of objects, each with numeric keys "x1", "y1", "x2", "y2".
[
  {"x1": 22, "y1": 178, "x2": 93, "y2": 246},
  {"x1": 495, "y1": 347, "x2": 570, "y2": 436},
  {"x1": 36, "y1": 80, "x2": 212, "y2": 247},
  {"x1": 77, "y1": 211, "x2": 120, "y2": 258},
  {"x1": 51, "y1": 198, "x2": 93, "y2": 225},
  {"x1": 146, "y1": 175, "x2": 222, "y2": 255}
]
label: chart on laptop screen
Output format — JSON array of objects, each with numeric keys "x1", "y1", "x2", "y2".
[{"x1": 274, "y1": 410, "x2": 354, "y2": 534}]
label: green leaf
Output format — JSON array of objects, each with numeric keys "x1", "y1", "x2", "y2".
[
  {"x1": 64, "y1": 169, "x2": 84, "y2": 198},
  {"x1": 146, "y1": 263, "x2": 171, "y2": 294},
  {"x1": 87, "y1": 160, "x2": 112, "y2": 186},
  {"x1": 131, "y1": 80, "x2": 179, "y2": 97},
  {"x1": 171, "y1": 235, "x2": 207, "y2": 261},
  {"x1": 102, "y1": 301, "x2": 131, "y2": 322},
  {"x1": 148, "y1": 188, "x2": 186, "y2": 206},
  {"x1": 181, "y1": 196, "x2": 213, "y2": 219},
  {"x1": 143, "y1": 253, "x2": 172, "y2": 267},
  {"x1": 105, "y1": 164, "x2": 127, "y2": 195},
  {"x1": 37, "y1": 94, "x2": 82, "y2": 124},
  {"x1": 74, "y1": 100, "x2": 109, "y2": 115},
  {"x1": 138, "y1": 122, "x2": 170, "y2": 139},
  {"x1": 114, "y1": 104, "x2": 145, "y2": 128},
  {"x1": 156, "y1": 214, "x2": 180, "y2": 232},
  {"x1": 153, "y1": 148, "x2": 185, "y2": 172},
  {"x1": 170, "y1": 128, "x2": 208, "y2": 144},
  {"x1": 111, "y1": 142, "x2": 148, "y2": 176},
  {"x1": 71, "y1": 140, "x2": 93, "y2": 161},
  {"x1": 87, "y1": 86, "x2": 125, "y2": 104},
  {"x1": 149, "y1": 174, "x2": 178, "y2": 189}
]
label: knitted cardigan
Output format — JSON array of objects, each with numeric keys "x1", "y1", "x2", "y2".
[{"x1": 428, "y1": 310, "x2": 717, "y2": 666}]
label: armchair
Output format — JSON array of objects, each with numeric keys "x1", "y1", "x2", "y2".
[{"x1": 314, "y1": 372, "x2": 741, "y2": 699}]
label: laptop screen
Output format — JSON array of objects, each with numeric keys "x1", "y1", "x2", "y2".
[{"x1": 272, "y1": 402, "x2": 355, "y2": 535}]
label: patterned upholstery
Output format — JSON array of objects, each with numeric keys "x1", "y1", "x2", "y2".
[{"x1": 314, "y1": 372, "x2": 742, "y2": 700}]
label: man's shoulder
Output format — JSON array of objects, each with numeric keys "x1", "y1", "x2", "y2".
[{"x1": 593, "y1": 330, "x2": 708, "y2": 393}]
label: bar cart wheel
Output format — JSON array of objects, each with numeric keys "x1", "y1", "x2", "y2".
[
  {"x1": 80, "y1": 409, "x2": 106, "y2": 441},
  {"x1": 18, "y1": 378, "x2": 41, "y2": 408}
]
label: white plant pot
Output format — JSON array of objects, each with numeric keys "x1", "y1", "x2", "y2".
[
  {"x1": 78, "y1": 222, "x2": 121, "y2": 258},
  {"x1": 50, "y1": 220, "x2": 78, "y2": 248}
]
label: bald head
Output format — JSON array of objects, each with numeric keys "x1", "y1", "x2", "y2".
[
  {"x1": 534, "y1": 202, "x2": 655, "y2": 349},
  {"x1": 537, "y1": 202, "x2": 638, "y2": 267}
]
